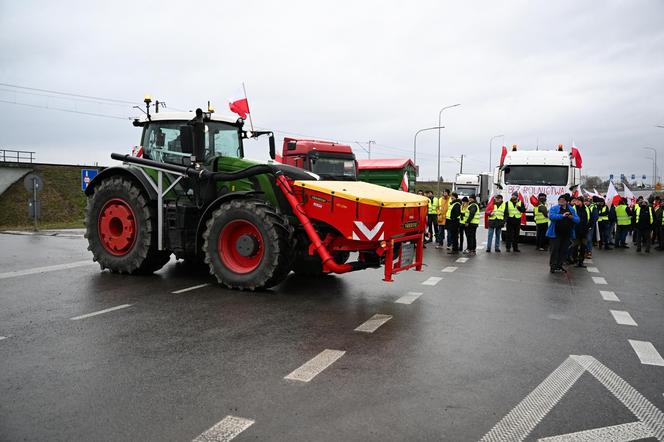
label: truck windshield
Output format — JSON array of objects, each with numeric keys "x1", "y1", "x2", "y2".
[
  {"x1": 142, "y1": 121, "x2": 242, "y2": 163},
  {"x1": 455, "y1": 186, "x2": 476, "y2": 197},
  {"x1": 310, "y1": 157, "x2": 357, "y2": 180},
  {"x1": 504, "y1": 165, "x2": 568, "y2": 186}
]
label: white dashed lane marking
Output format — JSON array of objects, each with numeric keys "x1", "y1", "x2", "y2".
[
  {"x1": 193, "y1": 415, "x2": 255, "y2": 442},
  {"x1": 600, "y1": 290, "x2": 620, "y2": 302},
  {"x1": 354, "y1": 314, "x2": 392, "y2": 333},
  {"x1": 172, "y1": 283, "x2": 210, "y2": 294},
  {"x1": 456, "y1": 257, "x2": 469, "y2": 263},
  {"x1": 592, "y1": 276, "x2": 607, "y2": 285},
  {"x1": 0, "y1": 336, "x2": 7, "y2": 341},
  {"x1": 284, "y1": 349, "x2": 345, "y2": 382},
  {"x1": 629, "y1": 340, "x2": 664, "y2": 367},
  {"x1": 585, "y1": 259, "x2": 593, "y2": 264},
  {"x1": 422, "y1": 277, "x2": 442, "y2": 286},
  {"x1": 587, "y1": 267, "x2": 599, "y2": 273},
  {"x1": 442, "y1": 266, "x2": 457, "y2": 272},
  {"x1": 0, "y1": 260, "x2": 96, "y2": 280},
  {"x1": 70, "y1": 304, "x2": 132, "y2": 321},
  {"x1": 395, "y1": 292, "x2": 422, "y2": 304},
  {"x1": 610, "y1": 310, "x2": 638, "y2": 326}
]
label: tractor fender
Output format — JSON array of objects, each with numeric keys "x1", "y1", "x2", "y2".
[
  {"x1": 84, "y1": 166, "x2": 157, "y2": 200},
  {"x1": 194, "y1": 191, "x2": 263, "y2": 255}
]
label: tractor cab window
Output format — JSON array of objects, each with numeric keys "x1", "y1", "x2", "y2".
[{"x1": 142, "y1": 121, "x2": 242, "y2": 164}]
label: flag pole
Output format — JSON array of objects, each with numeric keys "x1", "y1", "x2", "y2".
[{"x1": 242, "y1": 82, "x2": 254, "y2": 132}]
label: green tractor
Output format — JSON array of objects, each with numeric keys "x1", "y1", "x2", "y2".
[{"x1": 85, "y1": 103, "x2": 428, "y2": 290}]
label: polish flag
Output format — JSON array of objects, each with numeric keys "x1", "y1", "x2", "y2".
[
  {"x1": 517, "y1": 192, "x2": 527, "y2": 225},
  {"x1": 605, "y1": 181, "x2": 619, "y2": 208},
  {"x1": 484, "y1": 194, "x2": 495, "y2": 228},
  {"x1": 623, "y1": 183, "x2": 636, "y2": 206},
  {"x1": 499, "y1": 145, "x2": 508, "y2": 166},
  {"x1": 399, "y1": 171, "x2": 409, "y2": 192},
  {"x1": 228, "y1": 87, "x2": 250, "y2": 119},
  {"x1": 570, "y1": 143, "x2": 583, "y2": 168}
]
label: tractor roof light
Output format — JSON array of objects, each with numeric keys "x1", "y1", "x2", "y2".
[
  {"x1": 207, "y1": 100, "x2": 215, "y2": 113},
  {"x1": 144, "y1": 94, "x2": 152, "y2": 105},
  {"x1": 558, "y1": 144, "x2": 564, "y2": 151},
  {"x1": 512, "y1": 144, "x2": 518, "y2": 151}
]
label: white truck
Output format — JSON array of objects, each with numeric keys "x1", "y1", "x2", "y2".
[
  {"x1": 453, "y1": 173, "x2": 492, "y2": 206},
  {"x1": 492, "y1": 147, "x2": 582, "y2": 237}
]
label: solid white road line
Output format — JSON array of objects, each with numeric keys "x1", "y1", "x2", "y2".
[
  {"x1": 600, "y1": 290, "x2": 620, "y2": 302},
  {"x1": 354, "y1": 314, "x2": 392, "y2": 333},
  {"x1": 70, "y1": 304, "x2": 132, "y2": 321},
  {"x1": 538, "y1": 421, "x2": 653, "y2": 442},
  {"x1": 0, "y1": 336, "x2": 7, "y2": 341},
  {"x1": 592, "y1": 277, "x2": 607, "y2": 285},
  {"x1": 629, "y1": 340, "x2": 664, "y2": 367},
  {"x1": 586, "y1": 267, "x2": 599, "y2": 273},
  {"x1": 193, "y1": 415, "x2": 255, "y2": 442},
  {"x1": 442, "y1": 266, "x2": 457, "y2": 272},
  {"x1": 284, "y1": 349, "x2": 345, "y2": 382},
  {"x1": 610, "y1": 310, "x2": 638, "y2": 326},
  {"x1": 395, "y1": 292, "x2": 422, "y2": 304},
  {"x1": 172, "y1": 283, "x2": 210, "y2": 294},
  {"x1": 0, "y1": 260, "x2": 96, "y2": 280},
  {"x1": 456, "y1": 257, "x2": 469, "y2": 263},
  {"x1": 422, "y1": 277, "x2": 442, "y2": 286}
]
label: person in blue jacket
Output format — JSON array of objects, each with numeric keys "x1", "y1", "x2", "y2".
[{"x1": 547, "y1": 193, "x2": 580, "y2": 273}]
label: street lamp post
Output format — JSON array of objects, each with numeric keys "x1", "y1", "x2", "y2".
[
  {"x1": 643, "y1": 147, "x2": 657, "y2": 188},
  {"x1": 437, "y1": 104, "x2": 461, "y2": 194},
  {"x1": 414, "y1": 126, "x2": 445, "y2": 179},
  {"x1": 489, "y1": 134, "x2": 504, "y2": 172}
]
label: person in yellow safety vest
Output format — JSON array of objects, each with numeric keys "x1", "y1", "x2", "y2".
[
  {"x1": 463, "y1": 194, "x2": 481, "y2": 255},
  {"x1": 486, "y1": 194, "x2": 506, "y2": 252},
  {"x1": 635, "y1": 199, "x2": 654, "y2": 252},
  {"x1": 505, "y1": 192, "x2": 526, "y2": 252},
  {"x1": 458, "y1": 197, "x2": 470, "y2": 252},
  {"x1": 425, "y1": 190, "x2": 439, "y2": 245},
  {"x1": 436, "y1": 189, "x2": 451, "y2": 248},
  {"x1": 596, "y1": 197, "x2": 612, "y2": 250},
  {"x1": 444, "y1": 192, "x2": 462, "y2": 254},
  {"x1": 533, "y1": 193, "x2": 549, "y2": 251},
  {"x1": 612, "y1": 198, "x2": 633, "y2": 248}
]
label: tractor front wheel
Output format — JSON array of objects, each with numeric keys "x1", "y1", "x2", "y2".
[
  {"x1": 203, "y1": 199, "x2": 292, "y2": 290},
  {"x1": 85, "y1": 176, "x2": 171, "y2": 274}
]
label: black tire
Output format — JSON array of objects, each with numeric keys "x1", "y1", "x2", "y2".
[
  {"x1": 85, "y1": 176, "x2": 171, "y2": 274},
  {"x1": 203, "y1": 199, "x2": 292, "y2": 290}
]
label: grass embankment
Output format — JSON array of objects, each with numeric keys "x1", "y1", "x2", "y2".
[{"x1": 0, "y1": 164, "x2": 92, "y2": 230}]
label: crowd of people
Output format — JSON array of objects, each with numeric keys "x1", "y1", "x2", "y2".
[{"x1": 420, "y1": 189, "x2": 664, "y2": 272}]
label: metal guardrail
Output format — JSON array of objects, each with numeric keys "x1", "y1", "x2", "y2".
[{"x1": 1, "y1": 149, "x2": 35, "y2": 164}]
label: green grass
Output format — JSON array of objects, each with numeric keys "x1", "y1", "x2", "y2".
[{"x1": 0, "y1": 164, "x2": 90, "y2": 230}]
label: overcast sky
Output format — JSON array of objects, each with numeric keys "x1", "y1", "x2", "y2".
[{"x1": 1, "y1": 0, "x2": 663, "y2": 181}]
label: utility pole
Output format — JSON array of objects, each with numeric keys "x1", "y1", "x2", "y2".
[
  {"x1": 437, "y1": 103, "x2": 461, "y2": 194},
  {"x1": 459, "y1": 154, "x2": 464, "y2": 174},
  {"x1": 355, "y1": 141, "x2": 374, "y2": 159}
]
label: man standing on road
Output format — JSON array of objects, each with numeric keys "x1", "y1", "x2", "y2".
[
  {"x1": 534, "y1": 193, "x2": 549, "y2": 251},
  {"x1": 463, "y1": 194, "x2": 480, "y2": 255},
  {"x1": 435, "y1": 189, "x2": 450, "y2": 249},
  {"x1": 425, "y1": 190, "x2": 438, "y2": 244},
  {"x1": 571, "y1": 196, "x2": 590, "y2": 267},
  {"x1": 614, "y1": 198, "x2": 632, "y2": 248},
  {"x1": 458, "y1": 197, "x2": 469, "y2": 252},
  {"x1": 547, "y1": 193, "x2": 579, "y2": 273},
  {"x1": 596, "y1": 197, "x2": 612, "y2": 250},
  {"x1": 486, "y1": 194, "x2": 506, "y2": 253},
  {"x1": 445, "y1": 192, "x2": 461, "y2": 254},
  {"x1": 505, "y1": 192, "x2": 526, "y2": 252},
  {"x1": 584, "y1": 197, "x2": 599, "y2": 259},
  {"x1": 635, "y1": 199, "x2": 654, "y2": 253}
]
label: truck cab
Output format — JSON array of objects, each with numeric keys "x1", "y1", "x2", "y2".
[{"x1": 277, "y1": 137, "x2": 357, "y2": 180}]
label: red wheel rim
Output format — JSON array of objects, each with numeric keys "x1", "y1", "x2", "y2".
[
  {"x1": 218, "y1": 220, "x2": 264, "y2": 274},
  {"x1": 98, "y1": 198, "x2": 137, "y2": 256}
]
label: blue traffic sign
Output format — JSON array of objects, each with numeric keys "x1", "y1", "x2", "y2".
[
  {"x1": 81, "y1": 169, "x2": 98, "y2": 191},
  {"x1": 631, "y1": 174, "x2": 636, "y2": 180},
  {"x1": 642, "y1": 174, "x2": 647, "y2": 180},
  {"x1": 609, "y1": 174, "x2": 614, "y2": 180},
  {"x1": 620, "y1": 174, "x2": 625, "y2": 180}
]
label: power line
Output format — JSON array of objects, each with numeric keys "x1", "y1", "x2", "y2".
[
  {"x1": 0, "y1": 82, "x2": 139, "y2": 105},
  {"x1": 0, "y1": 88, "x2": 137, "y2": 108},
  {"x1": 0, "y1": 99, "x2": 131, "y2": 120}
]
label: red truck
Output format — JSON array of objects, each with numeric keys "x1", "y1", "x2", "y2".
[{"x1": 276, "y1": 137, "x2": 357, "y2": 180}]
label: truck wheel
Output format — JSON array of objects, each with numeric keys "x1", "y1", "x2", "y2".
[
  {"x1": 85, "y1": 176, "x2": 171, "y2": 274},
  {"x1": 203, "y1": 199, "x2": 292, "y2": 290}
]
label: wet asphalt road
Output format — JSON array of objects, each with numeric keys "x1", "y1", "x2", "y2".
[{"x1": 1, "y1": 231, "x2": 663, "y2": 441}]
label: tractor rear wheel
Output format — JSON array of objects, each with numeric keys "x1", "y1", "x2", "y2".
[
  {"x1": 203, "y1": 199, "x2": 292, "y2": 290},
  {"x1": 85, "y1": 176, "x2": 171, "y2": 274}
]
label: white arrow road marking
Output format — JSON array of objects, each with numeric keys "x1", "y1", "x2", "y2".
[
  {"x1": 600, "y1": 291, "x2": 620, "y2": 302},
  {"x1": 352, "y1": 221, "x2": 384, "y2": 241},
  {"x1": 70, "y1": 304, "x2": 132, "y2": 321},
  {"x1": 193, "y1": 415, "x2": 255, "y2": 442},
  {"x1": 395, "y1": 292, "x2": 422, "y2": 304},
  {"x1": 480, "y1": 355, "x2": 664, "y2": 442},
  {"x1": 0, "y1": 260, "x2": 96, "y2": 280},
  {"x1": 629, "y1": 340, "x2": 664, "y2": 367},
  {"x1": 610, "y1": 310, "x2": 638, "y2": 326},
  {"x1": 354, "y1": 314, "x2": 392, "y2": 333},
  {"x1": 285, "y1": 349, "x2": 345, "y2": 382}
]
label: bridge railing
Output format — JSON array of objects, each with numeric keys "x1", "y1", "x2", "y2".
[{"x1": 0, "y1": 149, "x2": 35, "y2": 164}]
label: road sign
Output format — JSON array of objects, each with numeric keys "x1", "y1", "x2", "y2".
[
  {"x1": 642, "y1": 174, "x2": 647, "y2": 180},
  {"x1": 631, "y1": 174, "x2": 636, "y2": 180},
  {"x1": 480, "y1": 355, "x2": 664, "y2": 441},
  {"x1": 81, "y1": 169, "x2": 98, "y2": 191},
  {"x1": 23, "y1": 173, "x2": 44, "y2": 193},
  {"x1": 28, "y1": 200, "x2": 41, "y2": 218},
  {"x1": 657, "y1": 182, "x2": 662, "y2": 190},
  {"x1": 609, "y1": 174, "x2": 614, "y2": 180},
  {"x1": 620, "y1": 173, "x2": 625, "y2": 181}
]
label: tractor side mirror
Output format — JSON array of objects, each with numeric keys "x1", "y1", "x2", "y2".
[
  {"x1": 269, "y1": 133, "x2": 276, "y2": 160},
  {"x1": 287, "y1": 140, "x2": 297, "y2": 151}
]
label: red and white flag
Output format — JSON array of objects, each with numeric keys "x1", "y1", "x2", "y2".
[
  {"x1": 570, "y1": 142, "x2": 583, "y2": 168},
  {"x1": 623, "y1": 183, "x2": 636, "y2": 206},
  {"x1": 399, "y1": 171, "x2": 409, "y2": 192},
  {"x1": 228, "y1": 86, "x2": 250, "y2": 119},
  {"x1": 605, "y1": 181, "x2": 618, "y2": 208}
]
